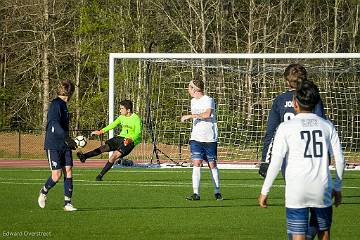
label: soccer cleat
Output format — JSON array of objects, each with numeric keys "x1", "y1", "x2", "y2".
[
  {"x1": 64, "y1": 203, "x2": 77, "y2": 211},
  {"x1": 38, "y1": 190, "x2": 47, "y2": 208},
  {"x1": 186, "y1": 193, "x2": 200, "y2": 201},
  {"x1": 95, "y1": 175, "x2": 102, "y2": 181},
  {"x1": 214, "y1": 193, "x2": 223, "y2": 201},
  {"x1": 77, "y1": 151, "x2": 86, "y2": 163}
]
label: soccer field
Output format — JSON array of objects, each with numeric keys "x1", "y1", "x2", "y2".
[{"x1": 0, "y1": 168, "x2": 359, "y2": 239}]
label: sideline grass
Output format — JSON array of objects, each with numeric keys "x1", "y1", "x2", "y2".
[{"x1": 0, "y1": 168, "x2": 359, "y2": 239}]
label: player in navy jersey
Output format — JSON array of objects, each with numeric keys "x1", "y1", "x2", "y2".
[
  {"x1": 38, "y1": 80, "x2": 78, "y2": 211},
  {"x1": 258, "y1": 80, "x2": 345, "y2": 240},
  {"x1": 259, "y1": 64, "x2": 326, "y2": 178}
]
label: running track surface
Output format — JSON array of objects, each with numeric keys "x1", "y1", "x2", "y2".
[
  {"x1": 0, "y1": 159, "x2": 259, "y2": 168},
  {"x1": 0, "y1": 159, "x2": 107, "y2": 168}
]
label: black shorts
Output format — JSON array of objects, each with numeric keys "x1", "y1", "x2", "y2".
[{"x1": 105, "y1": 137, "x2": 135, "y2": 157}]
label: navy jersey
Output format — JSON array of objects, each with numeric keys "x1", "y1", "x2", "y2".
[
  {"x1": 44, "y1": 97, "x2": 70, "y2": 150},
  {"x1": 262, "y1": 90, "x2": 325, "y2": 161}
]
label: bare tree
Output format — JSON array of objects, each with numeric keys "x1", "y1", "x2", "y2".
[{"x1": 41, "y1": 0, "x2": 50, "y2": 130}]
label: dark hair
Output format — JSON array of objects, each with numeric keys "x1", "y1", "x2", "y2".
[
  {"x1": 294, "y1": 80, "x2": 320, "y2": 111},
  {"x1": 57, "y1": 80, "x2": 74, "y2": 97},
  {"x1": 119, "y1": 99, "x2": 133, "y2": 112},
  {"x1": 284, "y1": 64, "x2": 307, "y2": 88},
  {"x1": 192, "y1": 76, "x2": 204, "y2": 92}
]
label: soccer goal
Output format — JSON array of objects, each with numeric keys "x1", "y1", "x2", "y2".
[{"x1": 108, "y1": 53, "x2": 360, "y2": 165}]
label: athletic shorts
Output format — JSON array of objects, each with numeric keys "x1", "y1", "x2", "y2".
[
  {"x1": 286, "y1": 206, "x2": 332, "y2": 236},
  {"x1": 189, "y1": 140, "x2": 217, "y2": 162},
  {"x1": 46, "y1": 149, "x2": 73, "y2": 170},
  {"x1": 105, "y1": 137, "x2": 135, "y2": 157}
]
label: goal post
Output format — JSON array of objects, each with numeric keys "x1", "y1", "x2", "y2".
[{"x1": 108, "y1": 53, "x2": 360, "y2": 164}]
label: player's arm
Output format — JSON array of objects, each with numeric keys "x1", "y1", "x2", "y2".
[
  {"x1": 329, "y1": 124, "x2": 345, "y2": 207},
  {"x1": 92, "y1": 116, "x2": 122, "y2": 135},
  {"x1": 47, "y1": 102, "x2": 76, "y2": 149},
  {"x1": 181, "y1": 108, "x2": 212, "y2": 122},
  {"x1": 262, "y1": 102, "x2": 281, "y2": 161},
  {"x1": 47, "y1": 102, "x2": 66, "y2": 137},
  {"x1": 259, "y1": 125, "x2": 287, "y2": 208}
]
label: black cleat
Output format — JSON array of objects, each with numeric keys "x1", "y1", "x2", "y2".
[
  {"x1": 214, "y1": 193, "x2": 223, "y2": 201},
  {"x1": 77, "y1": 151, "x2": 86, "y2": 163},
  {"x1": 186, "y1": 193, "x2": 200, "y2": 201},
  {"x1": 95, "y1": 175, "x2": 102, "y2": 181}
]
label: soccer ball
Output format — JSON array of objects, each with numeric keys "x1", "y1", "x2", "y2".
[{"x1": 74, "y1": 135, "x2": 87, "y2": 148}]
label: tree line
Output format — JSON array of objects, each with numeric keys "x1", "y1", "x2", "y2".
[{"x1": 1, "y1": 0, "x2": 359, "y2": 132}]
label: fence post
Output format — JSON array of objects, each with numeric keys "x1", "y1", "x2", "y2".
[
  {"x1": 18, "y1": 130, "x2": 21, "y2": 158},
  {"x1": 178, "y1": 132, "x2": 183, "y2": 162}
]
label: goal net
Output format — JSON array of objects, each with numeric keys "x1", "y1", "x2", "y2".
[{"x1": 108, "y1": 53, "x2": 360, "y2": 165}]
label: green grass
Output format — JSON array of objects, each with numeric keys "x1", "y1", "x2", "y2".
[{"x1": 0, "y1": 168, "x2": 359, "y2": 239}]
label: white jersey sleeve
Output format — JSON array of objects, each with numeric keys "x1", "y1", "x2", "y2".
[
  {"x1": 261, "y1": 124, "x2": 287, "y2": 195},
  {"x1": 328, "y1": 121, "x2": 345, "y2": 191}
]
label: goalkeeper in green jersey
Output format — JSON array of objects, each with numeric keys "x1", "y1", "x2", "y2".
[{"x1": 77, "y1": 100, "x2": 142, "y2": 181}]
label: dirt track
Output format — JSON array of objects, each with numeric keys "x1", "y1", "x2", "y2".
[{"x1": 0, "y1": 159, "x2": 108, "y2": 168}]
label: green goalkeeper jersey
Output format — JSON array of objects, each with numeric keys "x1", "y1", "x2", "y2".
[{"x1": 101, "y1": 113, "x2": 142, "y2": 145}]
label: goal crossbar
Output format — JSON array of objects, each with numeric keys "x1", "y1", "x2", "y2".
[
  {"x1": 109, "y1": 52, "x2": 360, "y2": 60},
  {"x1": 107, "y1": 53, "x2": 360, "y2": 160}
]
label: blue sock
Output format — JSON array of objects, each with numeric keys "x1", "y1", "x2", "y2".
[
  {"x1": 41, "y1": 176, "x2": 57, "y2": 194},
  {"x1": 64, "y1": 177, "x2": 73, "y2": 205}
]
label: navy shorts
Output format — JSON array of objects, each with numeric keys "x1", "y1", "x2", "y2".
[
  {"x1": 105, "y1": 137, "x2": 135, "y2": 157},
  {"x1": 46, "y1": 149, "x2": 73, "y2": 170},
  {"x1": 286, "y1": 206, "x2": 332, "y2": 236},
  {"x1": 189, "y1": 140, "x2": 217, "y2": 162}
]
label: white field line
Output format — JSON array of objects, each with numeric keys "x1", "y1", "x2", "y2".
[
  {"x1": 0, "y1": 168, "x2": 261, "y2": 174},
  {"x1": 0, "y1": 177, "x2": 359, "y2": 189},
  {"x1": 0, "y1": 180, "x2": 278, "y2": 188}
]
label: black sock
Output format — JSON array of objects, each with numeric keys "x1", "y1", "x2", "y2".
[
  {"x1": 98, "y1": 161, "x2": 114, "y2": 177},
  {"x1": 84, "y1": 147, "x2": 103, "y2": 159}
]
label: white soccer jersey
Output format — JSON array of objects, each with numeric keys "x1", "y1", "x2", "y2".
[
  {"x1": 261, "y1": 113, "x2": 345, "y2": 208},
  {"x1": 190, "y1": 95, "x2": 218, "y2": 142}
]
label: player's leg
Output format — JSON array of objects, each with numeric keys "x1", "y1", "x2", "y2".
[
  {"x1": 308, "y1": 207, "x2": 332, "y2": 240},
  {"x1": 63, "y1": 150, "x2": 77, "y2": 211},
  {"x1": 95, "y1": 150, "x2": 122, "y2": 181},
  {"x1": 186, "y1": 140, "x2": 203, "y2": 201},
  {"x1": 286, "y1": 207, "x2": 309, "y2": 240},
  {"x1": 205, "y1": 142, "x2": 222, "y2": 200},
  {"x1": 77, "y1": 143, "x2": 111, "y2": 163},
  {"x1": 95, "y1": 138, "x2": 135, "y2": 181},
  {"x1": 38, "y1": 150, "x2": 63, "y2": 208}
]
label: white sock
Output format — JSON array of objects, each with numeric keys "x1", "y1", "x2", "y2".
[
  {"x1": 210, "y1": 167, "x2": 220, "y2": 194},
  {"x1": 192, "y1": 166, "x2": 201, "y2": 195}
]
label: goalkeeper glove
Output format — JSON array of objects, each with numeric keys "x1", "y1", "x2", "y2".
[
  {"x1": 91, "y1": 130, "x2": 105, "y2": 136},
  {"x1": 258, "y1": 162, "x2": 269, "y2": 179},
  {"x1": 65, "y1": 136, "x2": 77, "y2": 150},
  {"x1": 123, "y1": 138, "x2": 133, "y2": 146}
]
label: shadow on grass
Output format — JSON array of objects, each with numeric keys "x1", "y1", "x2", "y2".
[{"x1": 75, "y1": 203, "x2": 267, "y2": 212}]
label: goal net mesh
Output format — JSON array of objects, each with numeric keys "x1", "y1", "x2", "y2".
[{"x1": 112, "y1": 58, "x2": 359, "y2": 164}]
